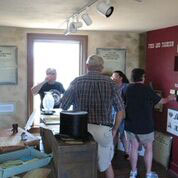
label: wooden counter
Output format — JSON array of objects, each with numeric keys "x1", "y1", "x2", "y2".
[{"x1": 0, "y1": 127, "x2": 40, "y2": 153}]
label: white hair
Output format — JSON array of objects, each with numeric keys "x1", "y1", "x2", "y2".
[
  {"x1": 46, "y1": 68, "x2": 56, "y2": 74},
  {"x1": 86, "y1": 55, "x2": 104, "y2": 67}
]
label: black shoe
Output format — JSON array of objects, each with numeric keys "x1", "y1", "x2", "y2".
[{"x1": 124, "y1": 153, "x2": 129, "y2": 160}]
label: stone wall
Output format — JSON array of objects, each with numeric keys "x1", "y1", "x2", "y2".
[{"x1": 0, "y1": 26, "x2": 146, "y2": 128}]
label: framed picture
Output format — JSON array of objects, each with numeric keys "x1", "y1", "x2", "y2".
[
  {"x1": 0, "y1": 46, "x2": 17, "y2": 84},
  {"x1": 154, "y1": 90, "x2": 163, "y2": 112},
  {"x1": 167, "y1": 109, "x2": 178, "y2": 136},
  {"x1": 96, "y1": 48, "x2": 126, "y2": 76}
]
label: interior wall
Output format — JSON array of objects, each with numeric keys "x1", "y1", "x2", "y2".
[
  {"x1": 146, "y1": 26, "x2": 178, "y2": 174},
  {"x1": 0, "y1": 26, "x2": 145, "y2": 128}
]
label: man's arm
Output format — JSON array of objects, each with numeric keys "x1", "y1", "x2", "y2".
[
  {"x1": 60, "y1": 82, "x2": 75, "y2": 110},
  {"x1": 31, "y1": 74, "x2": 54, "y2": 95},
  {"x1": 159, "y1": 94, "x2": 176, "y2": 104},
  {"x1": 31, "y1": 80, "x2": 47, "y2": 95},
  {"x1": 112, "y1": 110, "x2": 125, "y2": 138}
]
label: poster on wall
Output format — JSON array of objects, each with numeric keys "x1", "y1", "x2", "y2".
[
  {"x1": 167, "y1": 109, "x2": 178, "y2": 136},
  {"x1": 96, "y1": 48, "x2": 126, "y2": 76},
  {"x1": 0, "y1": 46, "x2": 17, "y2": 84}
]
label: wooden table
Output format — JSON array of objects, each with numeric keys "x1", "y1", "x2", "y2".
[
  {"x1": 40, "y1": 109, "x2": 60, "y2": 135},
  {"x1": 40, "y1": 109, "x2": 60, "y2": 124},
  {"x1": 0, "y1": 127, "x2": 40, "y2": 153}
]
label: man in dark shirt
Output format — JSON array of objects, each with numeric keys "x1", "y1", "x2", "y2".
[
  {"x1": 125, "y1": 68, "x2": 176, "y2": 178},
  {"x1": 31, "y1": 68, "x2": 65, "y2": 110},
  {"x1": 60, "y1": 55, "x2": 125, "y2": 178}
]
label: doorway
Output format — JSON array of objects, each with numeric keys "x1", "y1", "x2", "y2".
[{"x1": 27, "y1": 34, "x2": 88, "y2": 125}]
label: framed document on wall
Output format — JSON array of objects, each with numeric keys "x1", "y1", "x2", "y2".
[
  {"x1": 96, "y1": 48, "x2": 126, "y2": 76},
  {"x1": 167, "y1": 109, "x2": 178, "y2": 136},
  {"x1": 0, "y1": 46, "x2": 17, "y2": 84}
]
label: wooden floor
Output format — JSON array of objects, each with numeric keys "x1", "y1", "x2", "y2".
[{"x1": 98, "y1": 150, "x2": 176, "y2": 178}]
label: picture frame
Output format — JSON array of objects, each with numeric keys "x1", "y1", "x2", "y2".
[
  {"x1": 154, "y1": 90, "x2": 163, "y2": 112},
  {"x1": 96, "y1": 48, "x2": 126, "y2": 76},
  {"x1": 0, "y1": 46, "x2": 18, "y2": 84},
  {"x1": 167, "y1": 109, "x2": 178, "y2": 136}
]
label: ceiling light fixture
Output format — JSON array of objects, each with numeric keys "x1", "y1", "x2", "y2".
[
  {"x1": 96, "y1": 0, "x2": 114, "y2": 18},
  {"x1": 82, "y1": 13, "x2": 93, "y2": 26},
  {"x1": 64, "y1": 15, "x2": 83, "y2": 35},
  {"x1": 64, "y1": 20, "x2": 71, "y2": 35},
  {"x1": 69, "y1": 15, "x2": 83, "y2": 33},
  {"x1": 69, "y1": 22, "x2": 78, "y2": 33}
]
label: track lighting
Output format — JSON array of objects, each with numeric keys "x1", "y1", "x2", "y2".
[
  {"x1": 69, "y1": 22, "x2": 79, "y2": 33},
  {"x1": 96, "y1": 1, "x2": 114, "y2": 18},
  {"x1": 82, "y1": 13, "x2": 92, "y2": 26},
  {"x1": 72, "y1": 21, "x2": 83, "y2": 29},
  {"x1": 64, "y1": 29, "x2": 70, "y2": 36},
  {"x1": 63, "y1": 0, "x2": 114, "y2": 35},
  {"x1": 69, "y1": 22, "x2": 77, "y2": 33},
  {"x1": 70, "y1": 15, "x2": 83, "y2": 33},
  {"x1": 64, "y1": 20, "x2": 71, "y2": 35},
  {"x1": 64, "y1": 16, "x2": 83, "y2": 35}
]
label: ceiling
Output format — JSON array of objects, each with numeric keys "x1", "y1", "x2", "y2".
[{"x1": 0, "y1": 0, "x2": 178, "y2": 32}]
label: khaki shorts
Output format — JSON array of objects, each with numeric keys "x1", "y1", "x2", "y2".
[
  {"x1": 127, "y1": 131, "x2": 154, "y2": 144},
  {"x1": 88, "y1": 124, "x2": 114, "y2": 172}
]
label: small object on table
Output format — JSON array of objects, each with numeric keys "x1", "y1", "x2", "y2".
[
  {"x1": 21, "y1": 132, "x2": 27, "y2": 141},
  {"x1": 12, "y1": 123, "x2": 18, "y2": 134},
  {"x1": 41, "y1": 110, "x2": 55, "y2": 115}
]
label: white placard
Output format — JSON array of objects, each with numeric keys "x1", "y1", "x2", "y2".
[
  {"x1": 148, "y1": 41, "x2": 174, "y2": 49},
  {"x1": 96, "y1": 48, "x2": 126, "y2": 75},
  {"x1": 148, "y1": 43, "x2": 154, "y2": 48},
  {"x1": 155, "y1": 43, "x2": 161, "y2": 48},
  {"x1": 0, "y1": 102, "x2": 16, "y2": 115},
  {"x1": 167, "y1": 109, "x2": 178, "y2": 136}
]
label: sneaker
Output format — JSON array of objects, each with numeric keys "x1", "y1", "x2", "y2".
[
  {"x1": 130, "y1": 171, "x2": 139, "y2": 178},
  {"x1": 146, "y1": 172, "x2": 158, "y2": 178}
]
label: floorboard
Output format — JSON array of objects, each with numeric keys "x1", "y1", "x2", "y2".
[{"x1": 97, "y1": 150, "x2": 176, "y2": 178}]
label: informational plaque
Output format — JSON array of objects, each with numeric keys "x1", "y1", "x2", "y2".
[
  {"x1": 96, "y1": 48, "x2": 126, "y2": 75},
  {"x1": 0, "y1": 46, "x2": 17, "y2": 84},
  {"x1": 167, "y1": 109, "x2": 178, "y2": 136}
]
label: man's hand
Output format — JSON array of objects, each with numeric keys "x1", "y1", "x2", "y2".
[
  {"x1": 168, "y1": 94, "x2": 176, "y2": 101},
  {"x1": 45, "y1": 74, "x2": 53, "y2": 82},
  {"x1": 112, "y1": 127, "x2": 117, "y2": 138},
  {"x1": 159, "y1": 94, "x2": 176, "y2": 104},
  {"x1": 112, "y1": 110, "x2": 125, "y2": 138}
]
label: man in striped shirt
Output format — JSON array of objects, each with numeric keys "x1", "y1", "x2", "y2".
[{"x1": 60, "y1": 54, "x2": 125, "y2": 178}]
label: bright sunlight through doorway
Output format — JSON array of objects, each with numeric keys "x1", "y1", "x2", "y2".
[{"x1": 33, "y1": 40, "x2": 80, "y2": 125}]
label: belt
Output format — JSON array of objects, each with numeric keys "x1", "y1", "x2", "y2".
[{"x1": 91, "y1": 123, "x2": 113, "y2": 128}]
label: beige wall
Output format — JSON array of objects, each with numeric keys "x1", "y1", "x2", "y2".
[{"x1": 0, "y1": 26, "x2": 145, "y2": 128}]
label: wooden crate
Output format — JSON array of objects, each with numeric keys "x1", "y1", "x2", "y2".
[{"x1": 40, "y1": 128, "x2": 97, "y2": 178}]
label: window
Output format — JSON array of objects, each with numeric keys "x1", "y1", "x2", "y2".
[{"x1": 27, "y1": 34, "x2": 88, "y2": 119}]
